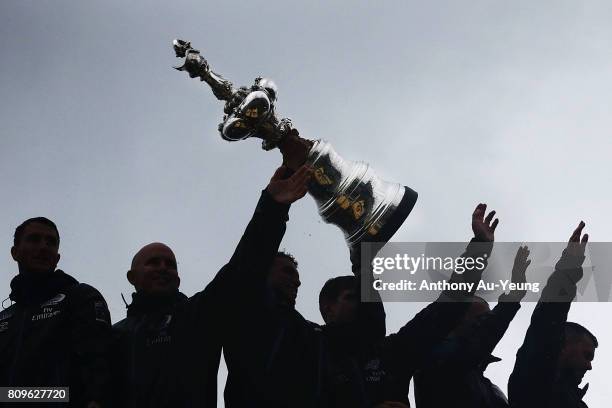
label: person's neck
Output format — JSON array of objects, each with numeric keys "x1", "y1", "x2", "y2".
[
  {"x1": 17, "y1": 267, "x2": 54, "y2": 280},
  {"x1": 129, "y1": 290, "x2": 181, "y2": 312}
]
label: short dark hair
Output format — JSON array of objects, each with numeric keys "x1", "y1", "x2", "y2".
[
  {"x1": 564, "y1": 321, "x2": 598, "y2": 348},
  {"x1": 14, "y1": 217, "x2": 60, "y2": 247},
  {"x1": 276, "y1": 250, "x2": 298, "y2": 268},
  {"x1": 319, "y1": 275, "x2": 357, "y2": 319},
  {"x1": 470, "y1": 294, "x2": 489, "y2": 305}
]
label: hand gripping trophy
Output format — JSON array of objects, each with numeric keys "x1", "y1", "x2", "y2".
[{"x1": 172, "y1": 39, "x2": 418, "y2": 249}]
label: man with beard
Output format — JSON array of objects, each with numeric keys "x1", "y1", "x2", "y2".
[
  {"x1": 112, "y1": 165, "x2": 311, "y2": 408},
  {"x1": 1, "y1": 217, "x2": 112, "y2": 408},
  {"x1": 509, "y1": 221, "x2": 597, "y2": 408},
  {"x1": 413, "y1": 246, "x2": 531, "y2": 408}
]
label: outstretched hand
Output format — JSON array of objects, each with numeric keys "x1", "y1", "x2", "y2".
[
  {"x1": 566, "y1": 221, "x2": 589, "y2": 257},
  {"x1": 266, "y1": 165, "x2": 312, "y2": 204},
  {"x1": 507, "y1": 245, "x2": 531, "y2": 301},
  {"x1": 472, "y1": 203, "x2": 499, "y2": 242}
]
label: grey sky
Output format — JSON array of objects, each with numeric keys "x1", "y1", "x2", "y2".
[{"x1": 1, "y1": 0, "x2": 611, "y2": 406}]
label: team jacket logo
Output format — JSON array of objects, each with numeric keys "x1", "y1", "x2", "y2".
[
  {"x1": 364, "y1": 358, "x2": 380, "y2": 371},
  {"x1": 40, "y1": 293, "x2": 66, "y2": 307},
  {"x1": 0, "y1": 310, "x2": 14, "y2": 333},
  {"x1": 32, "y1": 294, "x2": 65, "y2": 321},
  {"x1": 364, "y1": 358, "x2": 385, "y2": 383},
  {"x1": 146, "y1": 315, "x2": 173, "y2": 346}
]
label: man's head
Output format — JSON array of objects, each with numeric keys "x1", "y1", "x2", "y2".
[
  {"x1": 449, "y1": 296, "x2": 491, "y2": 338},
  {"x1": 558, "y1": 322, "x2": 597, "y2": 385},
  {"x1": 127, "y1": 242, "x2": 180, "y2": 295},
  {"x1": 11, "y1": 217, "x2": 61, "y2": 275},
  {"x1": 319, "y1": 275, "x2": 358, "y2": 325},
  {"x1": 266, "y1": 251, "x2": 300, "y2": 307}
]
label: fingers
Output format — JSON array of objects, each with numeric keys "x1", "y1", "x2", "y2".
[
  {"x1": 514, "y1": 247, "x2": 527, "y2": 266},
  {"x1": 515, "y1": 245, "x2": 529, "y2": 260},
  {"x1": 290, "y1": 165, "x2": 311, "y2": 184},
  {"x1": 291, "y1": 164, "x2": 310, "y2": 180},
  {"x1": 283, "y1": 165, "x2": 311, "y2": 202},
  {"x1": 472, "y1": 203, "x2": 487, "y2": 220},
  {"x1": 484, "y1": 209, "x2": 499, "y2": 230},
  {"x1": 294, "y1": 183, "x2": 309, "y2": 200},
  {"x1": 512, "y1": 245, "x2": 531, "y2": 284},
  {"x1": 569, "y1": 221, "x2": 585, "y2": 243},
  {"x1": 581, "y1": 233, "x2": 589, "y2": 245},
  {"x1": 491, "y1": 218, "x2": 499, "y2": 231},
  {"x1": 269, "y1": 165, "x2": 289, "y2": 182},
  {"x1": 288, "y1": 165, "x2": 312, "y2": 193},
  {"x1": 473, "y1": 203, "x2": 498, "y2": 228}
]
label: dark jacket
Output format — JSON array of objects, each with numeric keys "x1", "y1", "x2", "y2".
[
  {"x1": 222, "y1": 225, "x2": 491, "y2": 407},
  {"x1": 414, "y1": 300, "x2": 520, "y2": 408},
  {"x1": 112, "y1": 189, "x2": 289, "y2": 408},
  {"x1": 112, "y1": 290, "x2": 220, "y2": 408},
  {"x1": 508, "y1": 249, "x2": 588, "y2": 408},
  {"x1": 0, "y1": 270, "x2": 112, "y2": 407}
]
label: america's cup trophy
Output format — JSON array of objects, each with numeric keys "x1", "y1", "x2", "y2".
[{"x1": 172, "y1": 39, "x2": 418, "y2": 249}]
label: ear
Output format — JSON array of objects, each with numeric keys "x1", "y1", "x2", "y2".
[
  {"x1": 10, "y1": 246, "x2": 18, "y2": 262},
  {"x1": 320, "y1": 302, "x2": 333, "y2": 323},
  {"x1": 127, "y1": 269, "x2": 135, "y2": 286}
]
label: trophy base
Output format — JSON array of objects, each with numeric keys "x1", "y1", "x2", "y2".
[{"x1": 360, "y1": 185, "x2": 418, "y2": 245}]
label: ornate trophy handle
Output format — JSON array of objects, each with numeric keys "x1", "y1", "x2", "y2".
[
  {"x1": 172, "y1": 39, "x2": 418, "y2": 248},
  {"x1": 172, "y1": 39, "x2": 235, "y2": 102},
  {"x1": 173, "y1": 39, "x2": 296, "y2": 151}
]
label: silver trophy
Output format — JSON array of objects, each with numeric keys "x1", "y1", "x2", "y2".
[{"x1": 172, "y1": 39, "x2": 418, "y2": 249}]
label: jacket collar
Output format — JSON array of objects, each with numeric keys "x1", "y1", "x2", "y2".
[
  {"x1": 579, "y1": 383, "x2": 589, "y2": 399},
  {"x1": 478, "y1": 354, "x2": 502, "y2": 372},
  {"x1": 9, "y1": 269, "x2": 78, "y2": 305}
]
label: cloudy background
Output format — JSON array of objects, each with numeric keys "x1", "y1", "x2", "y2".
[{"x1": 1, "y1": 0, "x2": 611, "y2": 405}]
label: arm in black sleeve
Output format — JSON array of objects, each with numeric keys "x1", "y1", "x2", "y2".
[
  {"x1": 69, "y1": 284, "x2": 113, "y2": 407},
  {"x1": 203, "y1": 189, "x2": 291, "y2": 296},
  {"x1": 384, "y1": 238, "x2": 493, "y2": 369},
  {"x1": 447, "y1": 238, "x2": 494, "y2": 295},
  {"x1": 226, "y1": 189, "x2": 291, "y2": 275},
  {"x1": 437, "y1": 301, "x2": 521, "y2": 368},
  {"x1": 508, "y1": 249, "x2": 584, "y2": 408},
  {"x1": 351, "y1": 243, "x2": 386, "y2": 343}
]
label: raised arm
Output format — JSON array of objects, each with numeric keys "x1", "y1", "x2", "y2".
[
  {"x1": 447, "y1": 203, "x2": 497, "y2": 290},
  {"x1": 349, "y1": 241, "x2": 387, "y2": 343},
  {"x1": 385, "y1": 203, "x2": 498, "y2": 369},
  {"x1": 436, "y1": 246, "x2": 531, "y2": 368},
  {"x1": 228, "y1": 165, "x2": 310, "y2": 272},
  {"x1": 205, "y1": 165, "x2": 311, "y2": 292},
  {"x1": 509, "y1": 222, "x2": 588, "y2": 408}
]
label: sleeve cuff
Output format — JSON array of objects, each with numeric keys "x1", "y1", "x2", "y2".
[{"x1": 257, "y1": 189, "x2": 291, "y2": 221}]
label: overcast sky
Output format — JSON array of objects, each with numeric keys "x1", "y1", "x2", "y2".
[{"x1": 2, "y1": 1, "x2": 611, "y2": 406}]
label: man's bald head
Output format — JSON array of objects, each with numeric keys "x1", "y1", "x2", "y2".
[
  {"x1": 131, "y1": 242, "x2": 173, "y2": 270},
  {"x1": 127, "y1": 242, "x2": 180, "y2": 295}
]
